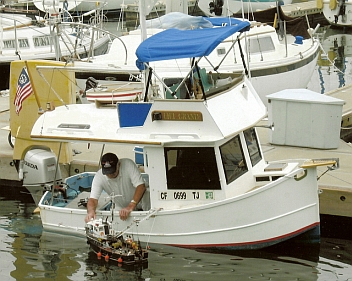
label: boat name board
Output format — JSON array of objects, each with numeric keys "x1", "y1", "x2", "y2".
[
  {"x1": 159, "y1": 191, "x2": 214, "y2": 201},
  {"x1": 152, "y1": 111, "x2": 203, "y2": 121}
]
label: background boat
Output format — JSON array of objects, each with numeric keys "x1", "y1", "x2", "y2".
[
  {"x1": 75, "y1": 0, "x2": 137, "y2": 13},
  {"x1": 197, "y1": 0, "x2": 293, "y2": 16},
  {"x1": 320, "y1": 0, "x2": 352, "y2": 27},
  {"x1": 74, "y1": 12, "x2": 319, "y2": 107},
  {"x1": 0, "y1": 9, "x2": 110, "y2": 90},
  {"x1": 32, "y1": 0, "x2": 82, "y2": 13}
]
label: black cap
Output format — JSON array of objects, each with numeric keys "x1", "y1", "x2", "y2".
[{"x1": 101, "y1": 153, "x2": 119, "y2": 175}]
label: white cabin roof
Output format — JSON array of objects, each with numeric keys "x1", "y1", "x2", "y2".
[{"x1": 31, "y1": 77, "x2": 266, "y2": 145}]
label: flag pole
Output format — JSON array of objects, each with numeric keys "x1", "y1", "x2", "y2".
[{"x1": 24, "y1": 61, "x2": 44, "y2": 113}]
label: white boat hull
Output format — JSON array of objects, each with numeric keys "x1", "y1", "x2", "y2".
[
  {"x1": 322, "y1": 0, "x2": 352, "y2": 26},
  {"x1": 76, "y1": 24, "x2": 320, "y2": 107},
  {"x1": 86, "y1": 90, "x2": 142, "y2": 103},
  {"x1": 76, "y1": 0, "x2": 137, "y2": 12},
  {"x1": 0, "y1": 25, "x2": 109, "y2": 63},
  {"x1": 85, "y1": 82, "x2": 144, "y2": 103},
  {"x1": 198, "y1": 0, "x2": 293, "y2": 16},
  {"x1": 39, "y1": 167, "x2": 319, "y2": 250},
  {"x1": 0, "y1": 21, "x2": 110, "y2": 89},
  {"x1": 249, "y1": 48, "x2": 319, "y2": 104}
]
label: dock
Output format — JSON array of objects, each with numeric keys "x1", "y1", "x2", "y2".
[{"x1": 257, "y1": 83, "x2": 352, "y2": 219}]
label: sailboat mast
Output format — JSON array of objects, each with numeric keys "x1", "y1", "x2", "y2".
[{"x1": 139, "y1": 0, "x2": 147, "y2": 42}]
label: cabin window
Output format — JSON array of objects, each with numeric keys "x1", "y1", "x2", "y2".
[
  {"x1": 165, "y1": 147, "x2": 221, "y2": 190},
  {"x1": 220, "y1": 135, "x2": 248, "y2": 184},
  {"x1": 34, "y1": 35, "x2": 52, "y2": 47},
  {"x1": 3, "y1": 39, "x2": 29, "y2": 49},
  {"x1": 217, "y1": 47, "x2": 226, "y2": 56},
  {"x1": 249, "y1": 36, "x2": 275, "y2": 53},
  {"x1": 163, "y1": 77, "x2": 191, "y2": 99},
  {"x1": 244, "y1": 128, "x2": 262, "y2": 166}
]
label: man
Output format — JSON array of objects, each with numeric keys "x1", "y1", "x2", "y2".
[{"x1": 85, "y1": 152, "x2": 150, "y2": 222}]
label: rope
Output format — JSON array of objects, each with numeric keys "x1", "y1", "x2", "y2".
[
  {"x1": 115, "y1": 208, "x2": 162, "y2": 238},
  {"x1": 145, "y1": 210, "x2": 158, "y2": 250}
]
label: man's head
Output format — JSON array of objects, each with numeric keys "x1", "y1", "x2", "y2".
[{"x1": 101, "y1": 153, "x2": 119, "y2": 175}]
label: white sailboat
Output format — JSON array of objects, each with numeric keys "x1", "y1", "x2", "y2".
[
  {"x1": 75, "y1": 11, "x2": 320, "y2": 106},
  {"x1": 0, "y1": 6, "x2": 110, "y2": 90},
  {"x1": 67, "y1": 0, "x2": 320, "y2": 107},
  {"x1": 319, "y1": 0, "x2": 352, "y2": 27},
  {"x1": 197, "y1": 0, "x2": 293, "y2": 16}
]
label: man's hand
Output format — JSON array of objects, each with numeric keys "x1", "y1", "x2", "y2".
[
  {"x1": 85, "y1": 198, "x2": 98, "y2": 223},
  {"x1": 119, "y1": 203, "x2": 135, "y2": 220},
  {"x1": 85, "y1": 211, "x2": 96, "y2": 223}
]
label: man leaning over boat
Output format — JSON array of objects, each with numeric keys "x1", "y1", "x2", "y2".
[{"x1": 85, "y1": 153, "x2": 150, "y2": 222}]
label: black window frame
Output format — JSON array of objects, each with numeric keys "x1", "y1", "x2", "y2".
[{"x1": 164, "y1": 147, "x2": 221, "y2": 190}]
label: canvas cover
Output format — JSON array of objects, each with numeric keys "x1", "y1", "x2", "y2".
[{"x1": 135, "y1": 22, "x2": 250, "y2": 69}]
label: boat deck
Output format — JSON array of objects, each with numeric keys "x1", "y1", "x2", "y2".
[{"x1": 281, "y1": 1, "x2": 322, "y2": 17}]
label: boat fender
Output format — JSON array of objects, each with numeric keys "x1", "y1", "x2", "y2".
[
  {"x1": 329, "y1": 0, "x2": 337, "y2": 10},
  {"x1": 316, "y1": 0, "x2": 323, "y2": 9}
]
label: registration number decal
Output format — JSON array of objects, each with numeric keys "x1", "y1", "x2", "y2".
[{"x1": 159, "y1": 191, "x2": 214, "y2": 201}]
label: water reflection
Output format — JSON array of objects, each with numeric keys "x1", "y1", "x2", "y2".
[
  {"x1": 309, "y1": 26, "x2": 352, "y2": 94},
  {"x1": 1, "y1": 191, "x2": 352, "y2": 281}
]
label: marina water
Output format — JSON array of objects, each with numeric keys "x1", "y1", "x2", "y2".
[
  {"x1": 1, "y1": 186, "x2": 352, "y2": 280},
  {"x1": 1, "y1": 21, "x2": 352, "y2": 280}
]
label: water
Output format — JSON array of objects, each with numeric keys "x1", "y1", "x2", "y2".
[
  {"x1": 1, "y1": 186, "x2": 352, "y2": 281},
  {"x1": 2, "y1": 18, "x2": 352, "y2": 281},
  {"x1": 307, "y1": 25, "x2": 352, "y2": 94}
]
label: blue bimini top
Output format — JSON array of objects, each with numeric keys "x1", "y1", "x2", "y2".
[{"x1": 135, "y1": 20, "x2": 250, "y2": 70}]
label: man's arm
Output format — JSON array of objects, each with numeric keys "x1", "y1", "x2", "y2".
[
  {"x1": 119, "y1": 183, "x2": 146, "y2": 220},
  {"x1": 85, "y1": 198, "x2": 98, "y2": 222}
]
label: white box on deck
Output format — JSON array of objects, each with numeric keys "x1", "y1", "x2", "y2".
[{"x1": 267, "y1": 89, "x2": 344, "y2": 149}]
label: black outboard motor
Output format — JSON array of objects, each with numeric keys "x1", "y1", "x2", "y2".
[{"x1": 82, "y1": 77, "x2": 99, "y2": 97}]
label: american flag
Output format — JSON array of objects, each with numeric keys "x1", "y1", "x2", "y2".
[{"x1": 14, "y1": 67, "x2": 33, "y2": 115}]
